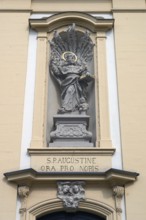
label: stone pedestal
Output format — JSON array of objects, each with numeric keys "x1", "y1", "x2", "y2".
[{"x1": 49, "y1": 114, "x2": 93, "y2": 147}]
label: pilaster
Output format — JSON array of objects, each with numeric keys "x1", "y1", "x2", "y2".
[
  {"x1": 30, "y1": 32, "x2": 48, "y2": 148},
  {"x1": 95, "y1": 31, "x2": 112, "y2": 148}
]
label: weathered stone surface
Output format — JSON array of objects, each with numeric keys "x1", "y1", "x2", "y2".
[
  {"x1": 49, "y1": 24, "x2": 94, "y2": 114},
  {"x1": 49, "y1": 115, "x2": 93, "y2": 147},
  {"x1": 57, "y1": 181, "x2": 85, "y2": 211}
]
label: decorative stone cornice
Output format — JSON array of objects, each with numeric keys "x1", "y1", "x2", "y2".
[
  {"x1": 29, "y1": 12, "x2": 114, "y2": 33},
  {"x1": 4, "y1": 168, "x2": 139, "y2": 186}
]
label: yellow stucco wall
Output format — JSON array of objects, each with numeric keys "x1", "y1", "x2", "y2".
[
  {"x1": 0, "y1": 12, "x2": 30, "y2": 219},
  {"x1": 113, "y1": 12, "x2": 146, "y2": 219},
  {"x1": 0, "y1": 0, "x2": 146, "y2": 220}
]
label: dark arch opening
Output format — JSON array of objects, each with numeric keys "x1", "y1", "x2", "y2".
[{"x1": 37, "y1": 211, "x2": 105, "y2": 220}]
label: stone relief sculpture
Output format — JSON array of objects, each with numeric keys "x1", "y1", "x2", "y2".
[
  {"x1": 57, "y1": 181, "x2": 85, "y2": 210},
  {"x1": 49, "y1": 24, "x2": 94, "y2": 146},
  {"x1": 49, "y1": 24, "x2": 94, "y2": 114}
]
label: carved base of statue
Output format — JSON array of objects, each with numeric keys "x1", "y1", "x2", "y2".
[{"x1": 49, "y1": 114, "x2": 93, "y2": 147}]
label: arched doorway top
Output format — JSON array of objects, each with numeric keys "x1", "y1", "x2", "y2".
[
  {"x1": 27, "y1": 198, "x2": 115, "y2": 220},
  {"x1": 37, "y1": 211, "x2": 105, "y2": 220},
  {"x1": 29, "y1": 12, "x2": 114, "y2": 33}
]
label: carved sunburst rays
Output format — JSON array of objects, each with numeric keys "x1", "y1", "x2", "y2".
[
  {"x1": 66, "y1": 23, "x2": 77, "y2": 54},
  {"x1": 78, "y1": 30, "x2": 95, "y2": 62},
  {"x1": 50, "y1": 24, "x2": 94, "y2": 63}
]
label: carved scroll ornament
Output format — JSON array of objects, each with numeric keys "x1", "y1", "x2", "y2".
[
  {"x1": 57, "y1": 181, "x2": 85, "y2": 211},
  {"x1": 113, "y1": 186, "x2": 124, "y2": 214},
  {"x1": 18, "y1": 186, "x2": 30, "y2": 215}
]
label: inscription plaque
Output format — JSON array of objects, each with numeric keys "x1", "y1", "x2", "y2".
[{"x1": 39, "y1": 156, "x2": 99, "y2": 172}]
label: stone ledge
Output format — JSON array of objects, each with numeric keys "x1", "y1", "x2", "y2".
[
  {"x1": 4, "y1": 168, "x2": 139, "y2": 187},
  {"x1": 28, "y1": 147, "x2": 115, "y2": 156}
]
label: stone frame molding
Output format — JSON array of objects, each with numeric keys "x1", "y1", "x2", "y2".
[
  {"x1": 29, "y1": 12, "x2": 114, "y2": 151},
  {"x1": 4, "y1": 168, "x2": 139, "y2": 220},
  {"x1": 26, "y1": 199, "x2": 116, "y2": 220}
]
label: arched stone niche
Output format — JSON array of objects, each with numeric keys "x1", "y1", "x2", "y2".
[
  {"x1": 47, "y1": 25, "x2": 96, "y2": 146},
  {"x1": 29, "y1": 12, "x2": 114, "y2": 151},
  {"x1": 26, "y1": 199, "x2": 116, "y2": 220}
]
